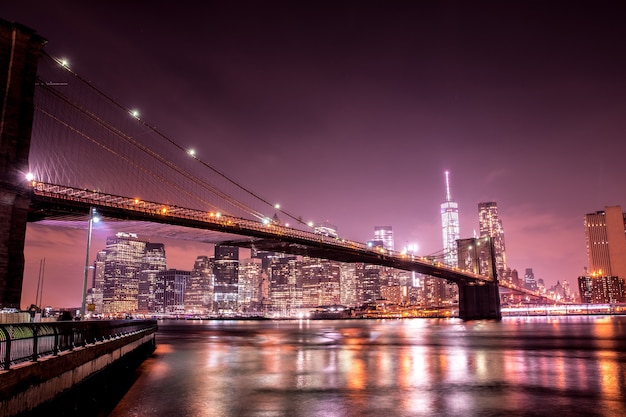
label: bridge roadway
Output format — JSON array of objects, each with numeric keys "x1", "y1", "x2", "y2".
[{"x1": 28, "y1": 181, "x2": 491, "y2": 286}]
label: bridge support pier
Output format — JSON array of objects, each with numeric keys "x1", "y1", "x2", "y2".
[
  {"x1": 458, "y1": 280, "x2": 501, "y2": 320},
  {"x1": 0, "y1": 21, "x2": 46, "y2": 308}
]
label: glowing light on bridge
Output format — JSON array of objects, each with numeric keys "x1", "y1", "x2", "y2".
[
  {"x1": 131, "y1": 110, "x2": 140, "y2": 119},
  {"x1": 307, "y1": 221, "x2": 314, "y2": 227},
  {"x1": 25, "y1": 172, "x2": 34, "y2": 181},
  {"x1": 60, "y1": 58, "x2": 69, "y2": 68},
  {"x1": 274, "y1": 203, "x2": 280, "y2": 209},
  {"x1": 188, "y1": 149, "x2": 196, "y2": 156},
  {"x1": 262, "y1": 218, "x2": 270, "y2": 225},
  {"x1": 161, "y1": 207, "x2": 168, "y2": 214}
]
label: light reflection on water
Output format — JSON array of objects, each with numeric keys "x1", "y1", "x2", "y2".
[{"x1": 108, "y1": 316, "x2": 626, "y2": 417}]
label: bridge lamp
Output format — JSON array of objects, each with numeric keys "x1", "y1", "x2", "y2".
[
  {"x1": 274, "y1": 203, "x2": 280, "y2": 209},
  {"x1": 131, "y1": 110, "x2": 140, "y2": 119},
  {"x1": 262, "y1": 218, "x2": 270, "y2": 225},
  {"x1": 60, "y1": 58, "x2": 69, "y2": 68},
  {"x1": 188, "y1": 149, "x2": 196, "y2": 157},
  {"x1": 307, "y1": 221, "x2": 314, "y2": 228},
  {"x1": 25, "y1": 172, "x2": 34, "y2": 182}
]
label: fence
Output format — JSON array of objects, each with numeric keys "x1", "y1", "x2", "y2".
[{"x1": 0, "y1": 320, "x2": 157, "y2": 370}]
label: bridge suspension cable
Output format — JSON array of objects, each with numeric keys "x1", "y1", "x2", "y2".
[{"x1": 31, "y1": 51, "x2": 311, "y2": 228}]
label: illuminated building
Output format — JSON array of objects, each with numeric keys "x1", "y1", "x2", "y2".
[
  {"x1": 437, "y1": 171, "x2": 459, "y2": 304},
  {"x1": 578, "y1": 275, "x2": 625, "y2": 303},
  {"x1": 86, "y1": 250, "x2": 106, "y2": 314},
  {"x1": 138, "y1": 243, "x2": 166, "y2": 313},
  {"x1": 102, "y1": 232, "x2": 148, "y2": 314},
  {"x1": 524, "y1": 268, "x2": 537, "y2": 291},
  {"x1": 238, "y1": 257, "x2": 263, "y2": 312},
  {"x1": 185, "y1": 255, "x2": 214, "y2": 315},
  {"x1": 155, "y1": 269, "x2": 190, "y2": 314},
  {"x1": 319, "y1": 261, "x2": 341, "y2": 306},
  {"x1": 340, "y1": 263, "x2": 358, "y2": 307},
  {"x1": 213, "y1": 245, "x2": 239, "y2": 314},
  {"x1": 441, "y1": 171, "x2": 460, "y2": 266},
  {"x1": 478, "y1": 201, "x2": 508, "y2": 281},
  {"x1": 314, "y1": 221, "x2": 338, "y2": 238},
  {"x1": 268, "y1": 255, "x2": 300, "y2": 316},
  {"x1": 251, "y1": 250, "x2": 278, "y2": 312},
  {"x1": 373, "y1": 226, "x2": 394, "y2": 251},
  {"x1": 380, "y1": 284, "x2": 407, "y2": 305},
  {"x1": 584, "y1": 206, "x2": 626, "y2": 279},
  {"x1": 356, "y1": 263, "x2": 381, "y2": 304},
  {"x1": 301, "y1": 257, "x2": 325, "y2": 307}
]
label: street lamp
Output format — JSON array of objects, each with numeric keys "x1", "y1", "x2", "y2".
[{"x1": 81, "y1": 207, "x2": 99, "y2": 319}]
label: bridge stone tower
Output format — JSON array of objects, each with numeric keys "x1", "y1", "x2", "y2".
[
  {"x1": 0, "y1": 21, "x2": 46, "y2": 308},
  {"x1": 456, "y1": 237, "x2": 502, "y2": 320}
]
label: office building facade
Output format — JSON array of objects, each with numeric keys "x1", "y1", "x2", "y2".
[
  {"x1": 584, "y1": 206, "x2": 626, "y2": 279},
  {"x1": 478, "y1": 202, "x2": 508, "y2": 281},
  {"x1": 102, "y1": 232, "x2": 148, "y2": 314}
]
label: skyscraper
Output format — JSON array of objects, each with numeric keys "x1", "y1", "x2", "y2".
[
  {"x1": 356, "y1": 263, "x2": 381, "y2": 304},
  {"x1": 269, "y1": 255, "x2": 300, "y2": 316},
  {"x1": 155, "y1": 269, "x2": 190, "y2": 314},
  {"x1": 441, "y1": 171, "x2": 460, "y2": 266},
  {"x1": 102, "y1": 232, "x2": 148, "y2": 314},
  {"x1": 185, "y1": 255, "x2": 214, "y2": 315},
  {"x1": 478, "y1": 201, "x2": 507, "y2": 281},
  {"x1": 138, "y1": 243, "x2": 166, "y2": 313},
  {"x1": 301, "y1": 258, "x2": 341, "y2": 307},
  {"x1": 524, "y1": 268, "x2": 537, "y2": 291},
  {"x1": 373, "y1": 226, "x2": 394, "y2": 251},
  {"x1": 340, "y1": 263, "x2": 357, "y2": 307},
  {"x1": 578, "y1": 275, "x2": 625, "y2": 303},
  {"x1": 213, "y1": 245, "x2": 239, "y2": 314},
  {"x1": 238, "y1": 257, "x2": 262, "y2": 312},
  {"x1": 87, "y1": 250, "x2": 106, "y2": 314},
  {"x1": 584, "y1": 206, "x2": 626, "y2": 278}
]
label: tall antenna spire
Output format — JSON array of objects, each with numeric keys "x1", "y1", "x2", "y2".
[{"x1": 445, "y1": 170, "x2": 452, "y2": 202}]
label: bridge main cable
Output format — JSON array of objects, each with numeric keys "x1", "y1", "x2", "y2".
[{"x1": 40, "y1": 51, "x2": 310, "y2": 227}]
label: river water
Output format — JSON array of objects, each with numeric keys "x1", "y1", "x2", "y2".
[{"x1": 107, "y1": 316, "x2": 626, "y2": 417}]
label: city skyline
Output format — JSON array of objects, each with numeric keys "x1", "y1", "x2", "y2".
[
  {"x1": 77, "y1": 228, "x2": 575, "y2": 317},
  {"x1": 5, "y1": 2, "x2": 626, "y2": 308}
]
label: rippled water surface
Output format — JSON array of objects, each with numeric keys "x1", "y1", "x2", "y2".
[{"x1": 108, "y1": 316, "x2": 626, "y2": 417}]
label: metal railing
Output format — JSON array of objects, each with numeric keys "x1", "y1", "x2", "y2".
[{"x1": 0, "y1": 320, "x2": 157, "y2": 370}]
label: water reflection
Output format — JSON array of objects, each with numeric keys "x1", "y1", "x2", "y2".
[{"x1": 108, "y1": 317, "x2": 626, "y2": 417}]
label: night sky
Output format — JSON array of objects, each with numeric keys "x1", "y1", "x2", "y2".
[{"x1": 5, "y1": 1, "x2": 626, "y2": 308}]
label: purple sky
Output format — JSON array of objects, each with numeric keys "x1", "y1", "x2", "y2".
[{"x1": 6, "y1": 1, "x2": 626, "y2": 308}]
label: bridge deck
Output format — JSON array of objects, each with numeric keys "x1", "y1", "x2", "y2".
[{"x1": 28, "y1": 181, "x2": 492, "y2": 285}]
